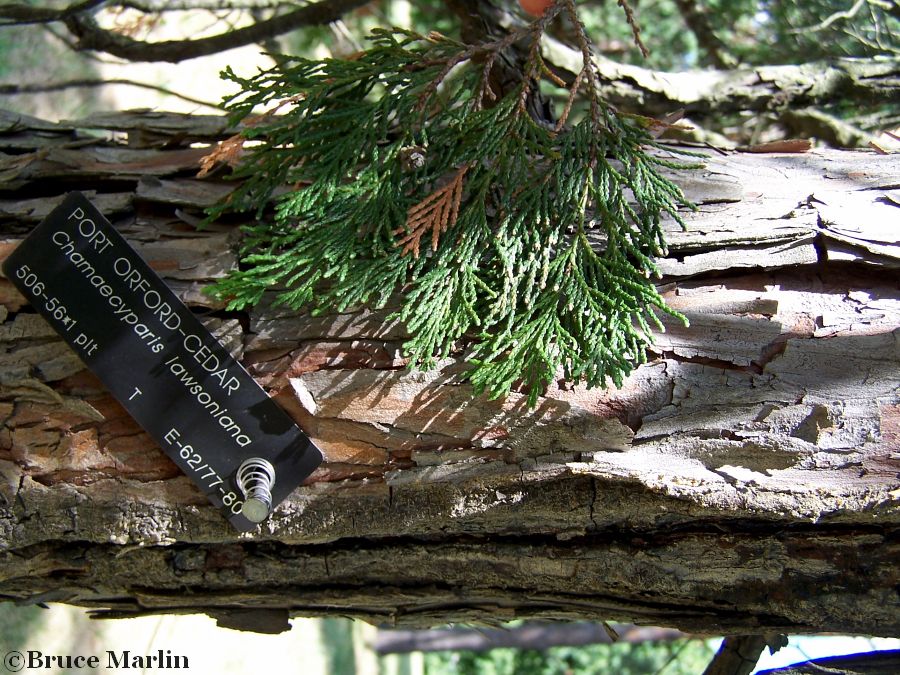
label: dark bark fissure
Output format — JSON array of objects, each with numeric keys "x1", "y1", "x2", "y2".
[{"x1": 4, "y1": 519, "x2": 897, "y2": 634}]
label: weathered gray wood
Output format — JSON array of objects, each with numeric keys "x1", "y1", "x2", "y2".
[
  {"x1": 0, "y1": 191, "x2": 134, "y2": 224},
  {"x1": 63, "y1": 110, "x2": 240, "y2": 148},
  {"x1": 0, "y1": 111, "x2": 898, "y2": 636},
  {"x1": 545, "y1": 39, "x2": 900, "y2": 118},
  {"x1": 0, "y1": 109, "x2": 74, "y2": 134}
]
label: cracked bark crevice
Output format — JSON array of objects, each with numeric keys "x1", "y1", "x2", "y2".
[
  {"x1": 587, "y1": 476, "x2": 599, "y2": 532},
  {"x1": 4, "y1": 521, "x2": 895, "y2": 632}
]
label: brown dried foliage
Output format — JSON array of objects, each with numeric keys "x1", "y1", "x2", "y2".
[
  {"x1": 197, "y1": 133, "x2": 246, "y2": 178},
  {"x1": 197, "y1": 94, "x2": 306, "y2": 178},
  {"x1": 394, "y1": 163, "x2": 471, "y2": 258}
]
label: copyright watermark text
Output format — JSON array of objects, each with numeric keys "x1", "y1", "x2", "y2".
[{"x1": 3, "y1": 650, "x2": 189, "y2": 671}]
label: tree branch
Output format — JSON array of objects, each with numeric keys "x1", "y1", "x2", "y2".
[
  {"x1": 0, "y1": 0, "x2": 106, "y2": 25},
  {"x1": 0, "y1": 78, "x2": 226, "y2": 110},
  {"x1": 542, "y1": 34, "x2": 900, "y2": 116},
  {"x1": 119, "y1": 0, "x2": 297, "y2": 11},
  {"x1": 61, "y1": 0, "x2": 371, "y2": 62},
  {"x1": 0, "y1": 0, "x2": 295, "y2": 24},
  {"x1": 703, "y1": 635, "x2": 787, "y2": 675},
  {"x1": 0, "y1": 112, "x2": 898, "y2": 634},
  {"x1": 703, "y1": 636, "x2": 766, "y2": 675}
]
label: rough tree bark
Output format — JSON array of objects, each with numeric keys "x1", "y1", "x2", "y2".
[
  {"x1": 0, "y1": 109, "x2": 898, "y2": 637},
  {"x1": 546, "y1": 43, "x2": 900, "y2": 119}
]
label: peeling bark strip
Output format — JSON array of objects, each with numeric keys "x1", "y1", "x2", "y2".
[{"x1": 1, "y1": 110, "x2": 899, "y2": 634}]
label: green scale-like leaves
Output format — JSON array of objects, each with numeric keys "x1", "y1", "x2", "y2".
[{"x1": 209, "y1": 28, "x2": 697, "y2": 405}]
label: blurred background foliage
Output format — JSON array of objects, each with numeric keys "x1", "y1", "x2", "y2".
[
  {"x1": 422, "y1": 638, "x2": 715, "y2": 675},
  {"x1": 2, "y1": 606, "x2": 897, "y2": 675},
  {"x1": 0, "y1": 603, "x2": 45, "y2": 652},
  {"x1": 0, "y1": 604, "x2": 718, "y2": 675},
  {"x1": 280, "y1": 0, "x2": 898, "y2": 68},
  {"x1": 0, "y1": 0, "x2": 897, "y2": 120}
]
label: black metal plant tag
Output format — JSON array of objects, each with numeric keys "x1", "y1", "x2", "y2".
[{"x1": 3, "y1": 192, "x2": 322, "y2": 531}]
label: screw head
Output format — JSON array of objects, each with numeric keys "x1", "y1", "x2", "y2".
[{"x1": 241, "y1": 497, "x2": 270, "y2": 523}]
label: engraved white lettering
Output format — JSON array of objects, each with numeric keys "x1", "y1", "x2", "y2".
[
  {"x1": 68, "y1": 207, "x2": 112, "y2": 254},
  {"x1": 52, "y1": 230, "x2": 116, "y2": 297},
  {"x1": 112, "y1": 257, "x2": 181, "y2": 331},
  {"x1": 164, "y1": 356, "x2": 251, "y2": 447},
  {"x1": 182, "y1": 334, "x2": 240, "y2": 396}
]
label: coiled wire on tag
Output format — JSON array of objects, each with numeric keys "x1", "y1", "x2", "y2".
[{"x1": 236, "y1": 457, "x2": 276, "y2": 523}]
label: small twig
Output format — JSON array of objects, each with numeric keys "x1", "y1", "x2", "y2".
[
  {"x1": 517, "y1": 27, "x2": 547, "y2": 113},
  {"x1": 562, "y1": 0, "x2": 602, "y2": 126},
  {"x1": 421, "y1": 4, "x2": 563, "y2": 111},
  {"x1": 555, "y1": 66, "x2": 585, "y2": 131},
  {"x1": 479, "y1": 52, "x2": 500, "y2": 104},
  {"x1": 419, "y1": 49, "x2": 473, "y2": 110},
  {"x1": 538, "y1": 54, "x2": 567, "y2": 87},
  {"x1": 329, "y1": 18, "x2": 363, "y2": 55},
  {"x1": 790, "y1": 0, "x2": 867, "y2": 33},
  {"x1": 617, "y1": 0, "x2": 650, "y2": 58},
  {"x1": 652, "y1": 640, "x2": 692, "y2": 675}
]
